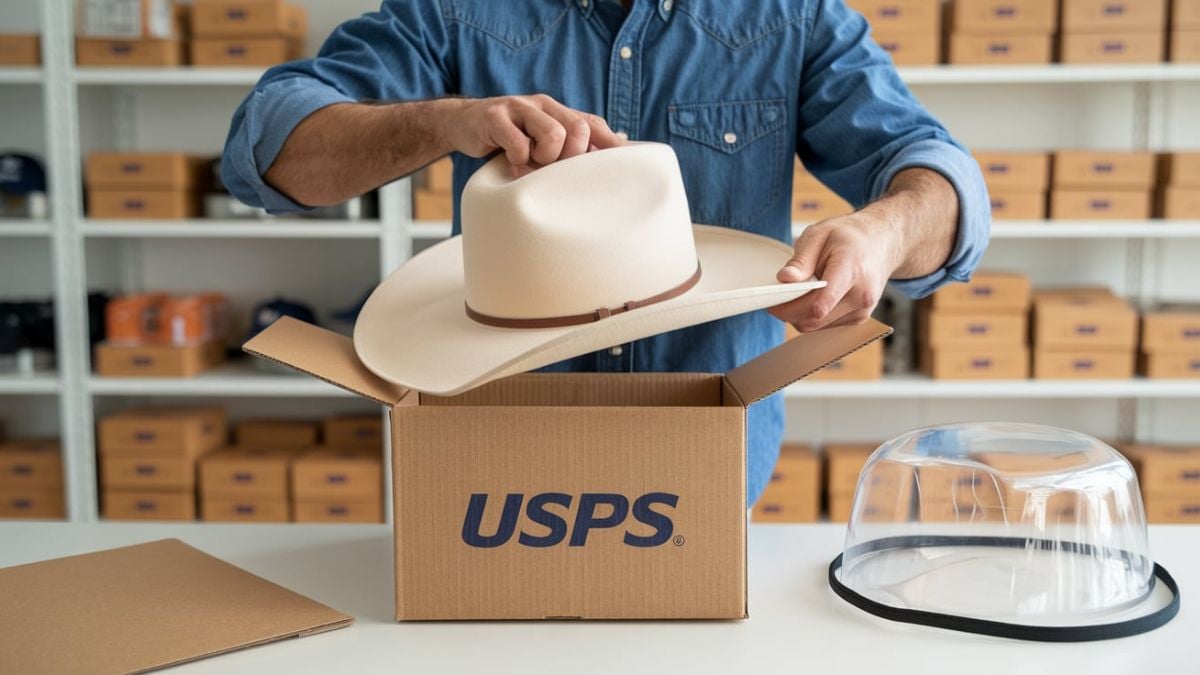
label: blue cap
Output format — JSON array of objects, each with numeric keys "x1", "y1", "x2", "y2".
[
  {"x1": 0, "y1": 153, "x2": 47, "y2": 196},
  {"x1": 246, "y1": 297, "x2": 318, "y2": 339}
]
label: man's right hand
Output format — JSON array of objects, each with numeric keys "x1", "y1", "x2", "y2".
[{"x1": 440, "y1": 95, "x2": 625, "y2": 176}]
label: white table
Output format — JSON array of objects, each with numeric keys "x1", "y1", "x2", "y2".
[{"x1": 1, "y1": 522, "x2": 1195, "y2": 674}]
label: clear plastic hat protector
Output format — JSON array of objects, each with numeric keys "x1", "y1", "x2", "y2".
[{"x1": 828, "y1": 423, "x2": 1180, "y2": 641}]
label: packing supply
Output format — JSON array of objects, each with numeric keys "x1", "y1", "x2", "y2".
[
  {"x1": 190, "y1": 37, "x2": 302, "y2": 66},
  {"x1": 0, "y1": 152, "x2": 49, "y2": 219},
  {"x1": 750, "y1": 444, "x2": 820, "y2": 523},
  {"x1": 948, "y1": 0, "x2": 1058, "y2": 34},
  {"x1": 1033, "y1": 348, "x2": 1135, "y2": 379},
  {"x1": 918, "y1": 306, "x2": 1027, "y2": 347},
  {"x1": 824, "y1": 442, "x2": 913, "y2": 523},
  {"x1": 0, "y1": 439, "x2": 62, "y2": 490},
  {"x1": 234, "y1": 418, "x2": 319, "y2": 449},
  {"x1": 1158, "y1": 152, "x2": 1200, "y2": 186},
  {"x1": 948, "y1": 33, "x2": 1053, "y2": 64},
  {"x1": 0, "y1": 539, "x2": 352, "y2": 673},
  {"x1": 1052, "y1": 150, "x2": 1156, "y2": 190},
  {"x1": 413, "y1": 188, "x2": 453, "y2": 221},
  {"x1": 848, "y1": 0, "x2": 940, "y2": 34},
  {"x1": 0, "y1": 34, "x2": 40, "y2": 65},
  {"x1": 0, "y1": 488, "x2": 64, "y2": 519},
  {"x1": 293, "y1": 499, "x2": 382, "y2": 523},
  {"x1": 1158, "y1": 187, "x2": 1200, "y2": 218},
  {"x1": 920, "y1": 345, "x2": 1030, "y2": 379},
  {"x1": 86, "y1": 187, "x2": 199, "y2": 219},
  {"x1": 1060, "y1": 0, "x2": 1167, "y2": 32},
  {"x1": 103, "y1": 488, "x2": 195, "y2": 520},
  {"x1": 1032, "y1": 290, "x2": 1137, "y2": 349},
  {"x1": 873, "y1": 33, "x2": 940, "y2": 65},
  {"x1": 86, "y1": 152, "x2": 210, "y2": 190},
  {"x1": 1059, "y1": 32, "x2": 1166, "y2": 64},
  {"x1": 199, "y1": 446, "x2": 294, "y2": 499},
  {"x1": 322, "y1": 414, "x2": 384, "y2": 449},
  {"x1": 98, "y1": 406, "x2": 227, "y2": 458},
  {"x1": 94, "y1": 340, "x2": 226, "y2": 377},
  {"x1": 922, "y1": 270, "x2": 1031, "y2": 313},
  {"x1": 1173, "y1": 31, "x2": 1200, "y2": 61},
  {"x1": 829, "y1": 423, "x2": 1180, "y2": 641},
  {"x1": 974, "y1": 151, "x2": 1051, "y2": 191},
  {"x1": 805, "y1": 338, "x2": 884, "y2": 380},
  {"x1": 100, "y1": 454, "x2": 196, "y2": 490},
  {"x1": 291, "y1": 447, "x2": 382, "y2": 501},
  {"x1": 1050, "y1": 189, "x2": 1152, "y2": 219},
  {"x1": 1141, "y1": 306, "x2": 1200, "y2": 353},
  {"x1": 792, "y1": 187, "x2": 853, "y2": 223},
  {"x1": 989, "y1": 189, "x2": 1047, "y2": 219},
  {"x1": 191, "y1": 0, "x2": 308, "y2": 38},
  {"x1": 201, "y1": 495, "x2": 290, "y2": 522},
  {"x1": 75, "y1": 38, "x2": 186, "y2": 66},
  {"x1": 1121, "y1": 444, "x2": 1200, "y2": 494},
  {"x1": 245, "y1": 316, "x2": 889, "y2": 620}
]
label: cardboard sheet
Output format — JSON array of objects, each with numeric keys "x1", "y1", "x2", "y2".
[{"x1": 0, "y1": 539, "x2": 352, "y2": 674}]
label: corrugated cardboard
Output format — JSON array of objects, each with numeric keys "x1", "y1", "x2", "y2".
[
  {"x1": 101, "y1": 455, "x2": 197, "y2": 490},
  {"x1": 1140, "y1": 352, "x2": 1200, "y2": 378},
  {"x1": 1032, "y1": 292, "x2": 1137, "y2": 349},
  {"x1": 1052, "y1": 151, "x2": 1156, "y2": 189},
  {"x1": 0, "y1": 439, "x2": 62, "y2": 489},
  {"x1": 1159, "y1": 152, "x2": 1200, "y2": 187},
  {"x1": 291, "y1": 447, "x2": 382, "y2": 500},
  {"x1": 949, "y1": 34, "x2": 1053, "y2": 65},
  {"x1": 1144, "y1": 495, "x2": 1200, "y2": 523},
  {"x1": 824, "y1": 442, "x2": 882, "y2": 494},
  {"x1": 848, "y1": 0, "x2": 941, "y2": 34},
  {"x1": 413, "y1": 188, "x2": 453, "y2": 221},
  {"x1": 201, "y1": 496, "x2": 290, "y2": 522},
  {"x1": 419, "y1": 157, "x2": 453, "y2": 193},
  {"x1": 1059, "y1": 32, "x2": 1165, "y2": 64},
  {"x1": 990, "y1": 189, "x2": 1048, "y2": 219},
  {"x1": 322, "y1": 414, "x2": 384, "y2": 449},
  {"x1": 0, "y1": 539, "x2": 352, "y2": 674},
  {"x1": 87, "y1": 188, "x2": 199, "y2": 219},
  {"x1": 1061, "y1": 0, "x2": 1167, "y2": 32},
  {"x1": 950, "y1": 0, "x2": 1058, "y2": 33},
  {"x1": 924, "y1": 270, "x2": 1031, "y2": 312},
  {"x1": 190, "y1": 37, "x2": 303, "y2": 66},
  {"x1": 85, "y1": 152, "x2": 209, "y2": 190},
  {"x1": 974, "y1": 152, "x2": 1051, "y2": 191},
  {"x1": 99, "y1": 407, "x2": 227, "y2": 458},
  {"x1": 1141, "y1": 307, "x2": 1200, "y2": 353},
  {"x1": 873, "y1": 33, "x2": 940, "y2": 65},
  {"x1": 0, "y1": 34, "x2": 40, "y2": 65},
  {"x1": 1173, "y1": 31, "x2": 1200, "y2": 61},
  {"x1": 191, "y1": 1, "x2": 308, "y2": 38},
  {"x1": 75, "y1": 38, "x2": 185, "y2": 67},
  {"x1": 920, "y1": 346, "x2": 1031, "y2": 379},
  {"x1": 1033, "y1": 348, "x2": 1135, "y2": 379},
  {"x1": 918, "y1": 306, "x2": 1027, "y2": 347},
  {"x1": 200, "y1": 446, "x2": 295, "y2": 499},
  {"x1": 1050, "y1": 189, "x2": 1152, "y2": 220},
  {"x1": 792, "y1": 188, "x2": 853, "y2": 223},
  {"x1": 0, "y1": 488, "x2": 64, "y2": 519},
  {"x1": 293, "y1": 498, "x2": 383, "y2": 523},
  {"x1": 235, "y1": 418, "x2": 319, "y2": 449},
  {"x1": 1159, "y1": 187, "x2": 1200, "y2": 219},
  {"x1": 751, "y1": 444, "x2": 820, "y2": 523},
  {"x1": 1032, "y1": 285, "x2": 1118, "y2": 302},
  {"x1": 805, "y1": 339, "x2": 883, "y2": 380},
  {"x1": 244, "y1": 316, "x2": 889, "y2": 620},
  {"x1": 1121, "y1": 443, "x2": 1200, "y2": 493},
  {"x1": 103, "y1": 489, "x2": 196, "y2": 520},
  {"x1": 95, "y1": 341, "x2": 225, "y2": 377},
  {"x1": 1177, "y1": 0, "x2": 1200, "y2": 30}
]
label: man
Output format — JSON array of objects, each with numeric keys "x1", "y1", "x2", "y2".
[{"x1": 222, "y1": 0, "x2": 990, "y2": 505}]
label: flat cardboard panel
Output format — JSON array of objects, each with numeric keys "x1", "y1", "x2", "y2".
[
  {"x1": 1061, "y1": 0, "x2": 1167, "y2": 32},
  {"x1": 392, "y1": 404, "x2": 746, "y2": 620},
  {"x1": 1033, "y1": 348, "x2": 1136, "y2": 379},
  {"x1": 0, "y1": 439, "x2": 62, "y2": 489},
  {"x1": 293, "y1": 499, "x2": 383, "y2": 523},
  {"x1": 949, "y1": 34, "x2": 1053, "y2": 65},
  {"x1": 872, "y1": 33, "x2": 940, "y2": 65},
  {"x1": 1052, "y1": 151, "x2": 1157, "y2": 189},
  {"x1": 847, "y1": 0, "x2": 942, "y2": 34},
  {"x1": 925, "y1": 271, "x2": 1031, "y2": 312},
  {"x1": 974, "y1": 152, "x2": 1051, "y2": 191},
  {"x1": 199, "y1": 446, "x2": 294, "y2": 499},
  {"x1": 950, "y1": 0, "x2": 1058, "y2": 33},
  {"x1": 99, "y1": 407, "x2": 227, "y2": 458},
  {"x1": 0, "y1": 34, "x2": 40, "y2": 65},
  {"x1": 0, "y1": 488, "x2": 64, "y2": 519},
  {"x1": 291, "y1": 447, "x2": 382, "y2": 500},
  {"x1": 805, "y1": 340, "x2": 884, "y2": 380},
  {"x1": 0, "y1": 539, "x2": 351, "y2": 674},
  {"x1": 75, "y1": 38, "x2": 185, "y2": 67},
  {"x1": 102, "y1": 455, "x2": 197, "y2": 490},
  {"x1": 235, "y1": 419, "x2": 319, "y2": 449},
  {"x1": 1059, "y1": 32, "x2": 1165, "y2": 65},
  {"x1": 201, "y1": 496, "x2": 290, "y2": 522}
]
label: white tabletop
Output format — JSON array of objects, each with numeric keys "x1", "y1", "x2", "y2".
[{"x1": 0, "y1": 522, "x2": 1195, "y2": 674}]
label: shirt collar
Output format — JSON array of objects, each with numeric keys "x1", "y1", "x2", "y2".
[{"x1": 569, "y1": 0, "x2": 675, "y2": 23}]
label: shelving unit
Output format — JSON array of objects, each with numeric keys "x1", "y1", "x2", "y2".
[
  {"x1": 898, "y1": 63, "x2": 1200, "y2": 85},
  {"x1": 785, "y1": 377, "x2": 1200, "y2": 400},
  {"x1": 0, "y1": 67, "x2": 43, "y2": 84},
  {"x1": 80, "y1": 219, "x2": 382, "y2": 239},
  {"x1": 0, "y1": 374, "x2": 61, "y2": 395},
  {"x1": 0, "y1": 220, "x2": 53, "y2": 237},
  {"x1": 88, "y1": 363, "x2": 352, "y2": 397},
  {"x1": 74, "y1": 67, "x2": 264, "y2": 86}
]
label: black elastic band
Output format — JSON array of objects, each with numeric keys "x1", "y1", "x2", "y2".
[{"x1": 828, "y1": 535, "x2": 1180, "y2": 642}]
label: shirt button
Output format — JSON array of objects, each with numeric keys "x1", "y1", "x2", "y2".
[
  {"x1": 619, "y1": 46, "x2": 633, "y2": 59},
  {"x1": 723, "y1": 132, "x2": 738, "y2": 144},
  {"x1": 609, "y1": 346, "x2": 624, "y2": 357},
  {"x1": 677, "y1": 110, "x2": 695, "y2": 126},
  {"x1": 663, "y1": 0, "x2": 673, "y2": 10},
  {"x1": 764, "y1": 109, "x2": 779, "y2": 122},
  {"x1": 580, "y1": 0, "x2": 589, "y2": 7}
]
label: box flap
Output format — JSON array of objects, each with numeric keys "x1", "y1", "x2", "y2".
[
  {"x1": 726, "y1": 319, "x2": 892, "y2": 406},
  {"x1": 0, "y1": 539, "x2": 353, "y2": 674},
  {"x1": 243, "y1": 317, "x2": 407, "y2": 406}
]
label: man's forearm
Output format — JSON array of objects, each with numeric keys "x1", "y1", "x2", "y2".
[{"x1": 859, "y1": 167, "x2": 960, "y2": 280}]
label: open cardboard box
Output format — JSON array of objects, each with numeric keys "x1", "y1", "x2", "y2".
[{"x1": 245, "y1": 316, "x2": 890, "y2": 620}]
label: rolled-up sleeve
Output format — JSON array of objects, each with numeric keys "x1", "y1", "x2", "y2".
[
  {"x1": 797, "y1": 0, "x2": 990, "y2": 299},
  {"x1": 221, "y1": 0, "x2": 454, "y2": 212}
]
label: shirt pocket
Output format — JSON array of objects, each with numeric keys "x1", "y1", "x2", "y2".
[{"x1": 667, "y1": 98, "x2": 787, "y2": 230}]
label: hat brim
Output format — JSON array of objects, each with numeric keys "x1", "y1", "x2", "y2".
[{"x1": 354, "y1": 225, "x2": 824, "y2": 395}]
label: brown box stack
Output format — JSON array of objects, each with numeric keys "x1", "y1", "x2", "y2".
[
  {"x1": 974, "y1": 151, "x2": 1050, "y2": 220},
  {"x1": 0, "y1": 34, "x2": 40, "y2": 65},
  {"x1": 85, "y1": 152, "x2": 211, "y2": 219},
  {"x1": 1157, "y1": 152, "x2": 1200, "y2": 219},
  {"x1": 98, "y1": 407, "x2": 227, "y2": 521},
  {"x1": 824, "y1": 442, "x2": 913, "y2": 522},
  {"x1": 76, "y1": 1, "x2": 189, "y2": 67},
  {"x1": 0, "y1": 439, "x2": 64, "y2": 520},
  {"x1": 291, "y1": 447, "x2": 384, "y2": 523},
  {"x1": 1174, "y1": 0, "x2": 1200, "y2": 61},
  {"x1": 751, "y1": 444, "x2": 820, "y2": 523},
  {"x1": 322, "y1": 414, "x2": 385, "y2": 450},
  {"x1": 94, "y1": 291, "x2": 229, "y2": 378},
  {"x1": 1051, "y1": 150, "x2": 1155, "y2": 220},
  {"x1": 1032, "y1": 287, "x2": 1137, "y2": 379},
  {"x1": 190, "y1": 0, "x2": 309, "y2": 67},
  {"x1": 235, "y1": 418, "x2": 320, "y2": 449},
  {"x1": 787, "y1": 322, "x2": 883, "y2": 380},
  {"x1": 1121, "y1": 443, "x2": 1200, "y2": 523},
  {"x1": 1059, "y1": 0, "x2": 1167, "y2": 64},
  {"x1": 918, "y1": 271, "x2": 1032, "y2": 380},
  {"x1": 948, "y1": 0, "x2": 1058, "y2": 65},
  {"x1": 792, "y1": 160, "x2": 853, "y2": 223},
  {"x1": 199, "y1": 446, "x2": 296, "y2": 522},
  {"x1": 1140, "y1": 305, "x2": 1200, "y2": 378},
  {"x1": 414, "y1": 157, "x2": 453, "y2": 221},
  {"x1": 849, "y1": 0, "x2": 942, "y2": 65}
]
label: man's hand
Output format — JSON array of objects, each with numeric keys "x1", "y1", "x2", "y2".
[
  {"x1": 441, "y1": 95, "x2": 625, "y2": 176},
  {"x1": 770, "y1": 167, "x2": 959, "y2": 333}
]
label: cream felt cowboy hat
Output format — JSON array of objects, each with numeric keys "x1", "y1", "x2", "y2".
[{"x1": 354, "y1": 142, "x2": 824, "y2": 395}]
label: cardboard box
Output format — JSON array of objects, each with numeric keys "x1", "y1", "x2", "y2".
[
  {"x1": 190, "y1": 37, "x2": 302, "y2": 66},
  {"x1": 199, "y1": 446, "x2": 294, "y2": 499},
  {"x1": 322, "y1": 414, "x2": 384, "y2": 449},
  {"x1": 751, "y1": 444, "x2": 820, "y2": 523},
  {"x1": 792, "y1": 188, "x2": 853, "y2": 223},
  {"x1": 291, "y1": 447, "x2": 382, "y2": 500},
  {"x1": 923, "y1": 271, "x2": 1031, "y2": 313},
  {"x1": 244, "y1": 316, "x2": 889, "y2": 620},
  {"x1": 804, "y1": 339, "x2": 883, "y2": 380},
  {"x1": 1159, "y1": 187, "x2": 1200, "y2": 219},
  {"x1": 823, "y1": 442, "x2": 881, "y2": 494},
  {"x1": 1177, "y1": 0, "x2": 1200, "y2": 30},
  {"x1": 848, "y1": 0, "x2": 941, "y2": 34},
  {"x1": 988, "y1": 189, "x2": 1047, "y2": 220},
  {"x1": 974, "y1": 152, "x2": 1051, "y2": 191},
  {"x1": 949, "y1": 0, "x2": 1058, "y2": 34},
  {"x1": 293, "y1": 499, "x2": 383, "y2": 523},
  {"x1": 103, "y1": 489, "x2": 195, "y2": 520},
  {"x1": 234, "y1": 419, "x2": 319, "y2": 449},
  {"x1": 1141, "y1": 308, "x2": 1200, "y2": 353},
  {"x1": 1052, "y1": 151, "x2": 1156, "y2": 190},
  {"x1": 1144, "y1": 495, "x2": 1200, "y2": 523},
  {"x1": 1032, "y1": 286, "x2": 1118, "y2": 302},
  {"x1": 1059, "y1": 31, "x2": 1165, "y2": 64},
  {"x1": 1050, "y1": 189, "x2": 1152, "y2": 220},
  {"x1": 87, "y1": 188, "x2": 199, "y2": 219},
  {"x1": 0, "y1": 34, "x2": 40, "y2": 65},
  {"x1": 0, "y1": 439, "x2": 62, "y2": 489},
  {"x1": 873, "y1": 33, "x2": 940, "y2": 65},
  {"x1": 918, "y1": 308, "x2": 1027, "y2": 347},
  {"x1": 77, "y1": 0, "x2": 185, "y2": 40},
  {"x1": 794, "y1": 161, "x2": 825, "y2": 192},
  {"x1": 1173, "y1": 30, "x2": 1200, "y2": 61},
  {"x1": 0, "y1": 488, "x2": 64, "y2": 519},
  {"x1": 94, "y1": 341, "x2": 226, "y2": 377},
  {"x1": 920, "y1": 346, "x2": 1031, "y2": 379},
  {"x1": 191, "y1": 1, "x2": 308, "y2": 38},
  {"x1": 949, "y1": 34, "x2": 1053, "y2": 65},
  {"x1": 1061, "y1": 0, "x2": 1167, "y2": 32},
  {"x1": 1122, "y1": 444, "x2": 1200, "y2": 493},
  {"x1": 101, "y1": 455, "x2": 196, "y2": 490},
  {"x1": 86, "y1": 152, "x2": 208, "y2": 190},
  {"x1": 98, "y1": 407, "x2": 227, "y2": 458},
  {"x1": 916, "y1": 464, "x2": 1006, "y2": 510},
  {"x1": 1159, "y1": 152, "x2": 1200, "y2": 187},
  {"x1": 1032, "y1": 293, "x2": 1137, "y2": 349},
  {"x1": 413, "y1": 188, "x2": 453, "y2": 221},
  {"x1": 420, "y1": 158, "x2": 453, "y2": 193},
  {"x1": 1140, "y1": 352, "x2": 1200, "y2": 378},
  {"x1": 1033, "y1": 348, "x2": 1135, "y2": 378},
  {"x1": 201, "y1": 496, "x2": 290, "y2": 522},
  {"x1": 75, "y1": 38, "x2": 185, "y2": 67}
]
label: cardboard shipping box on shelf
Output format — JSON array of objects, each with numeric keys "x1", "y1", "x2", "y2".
[
  {"x1": 988, "y1": 190, "x2": 1047, "y2": 220},
  {"x1": 85, "y1": 151, "x2": 210, "y2": 219},
  {"x1": 1060, "y1": 0, "x2": 1167, "y2": 33},
  {"x1": 1121, "y1": 443, "x2": 1200, "y2": 523},
  {"x1": 1051, "y1": 190, "x2": 1152, "y2": 220},
  {"x1": 0, "y1": 439, "x2": 64, "y2": 520},
  {"x1": 1140, "y1": 307, "x2": 1200, "y2": 378},
  {"x1": 805, "y1": 339, "x2": 884, "y2": 380},
  {"x1": 949, "y1": 34, "x2": 1053, "y2": 65},
  {"x1": 244, "y1": 316, "x2": 889, "y2": 619},
  {"x1": 873, "y1": 33, "x2": 940, "y2": 65},
  {"x1": 918, "y1": 305, "x2": 1028, "y2": 347},
  {"x1": 190, "y1": 1, "x2": 309, "y2": 66},
  {"x1": 1174, "y1": 31, "x2": 1200, "y2": 62},
  {"x1": 102, "y1": 488, "x2": 196, "y2": 520},
  {"x1": 322, "y1": 414, "x2": 384, "y2": 449},
  {"x1": 919, "y1": 345, "x2": 1031, "y2": 380},
  {"x1": 419, "y1": 157, "x2": 453, "y2": 192},
  {"x1": 190, "y1": 34, "x2": 303, "y2": 67},
  {"x1": 1059, "y1": 32, "x2": 1166, "y2": 64},
  {"x1": 234, "y1": 418, "x2": 319, "y2": 449},
  {"x1": 792, "y1": 186, "x2": 853, "y2": 223},
  {"x1": 414, "y1": 189, "x2": 453, "y2": 221},
  {"x1": 948, "y1": 0, "x2": 1058, "y2": 34},
  {"x1": 1159, "y1": 188, "x2": 1200, "y2": 219},
  {"x1": 974, "y1": 152, "x2": 1050, "y2": 219},
  {"x1": 98, "y1": 406, "x2": 227, "y2": 457},
  {"x1": 95, "y1": 340, "x2": 226, "y2": 377},
  {"x1": 76, "y1": 0, "x2": 190, "y2": 66},
  {"x1": 751, "y1": 444, "x2": 820, "y2": 523},
  {"x1": 825, "y1": 442, "x2": 912, "y2": 522},
  {"x1": 921, "y1": 270, "x2": 1032, "y2": 313},
  {"x1": 1032, "y1": 290, "x2": 1137, "y2": 379},
  {"x1": 199, "y1": 446, "x2": 295, "y2": 522},
  {"x1": 846, "y1": 0, "x2": 941, "y2": 65},
  {"x1": 0, "y1": 34, "x2": 40, "y2": 65},
  {"x1": 1158, "y1": 152, "x2": 1200, "y2": 187},
  {"x1": 75, "y1": 37, "x2": 187, "y2": 67},
  {"x1": 291, "y1": 447, "x2": 384, "y2": 523}
]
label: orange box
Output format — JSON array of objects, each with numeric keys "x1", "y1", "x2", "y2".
[
  {"x1": 0, "y1": 34, "x2": 40, "y2": 65},
  {"x1": 1061, "y1": 0, "x2": 1167, "y2": 32},
  {"x1": 1059, "y1": 31, "x2": 1165, "y2": 64},
  {"x1": 199, "y1": 446, "x2": 294, "y2": 499},
  {"x1": 85, "y1": 152, "x2": 208, "y2": 191},
  {"x1": 106, "y1": 293, "x2": 168, "y2": 346},
  {"x1": 1032, "y1": 292, "x2": 1137, "y2": 349},
  {"x1": 1141, "y1": 308, "x2": 1200, "y2": 353},
  {"x1": 155, "y1": 296, "x2": 209, "y2": 346},
  {"x1": 950, "y1": 0, "x2": 1058, "y2": 33},
  {"x1": 873, "y1": 32, "x2": 940, "y2": 65},
  {"x1": 924, "y1": 271, "x2": 1032, "y2": 313},
  {"x1": 75, "y1": 38, "x2": 185, "y2": 67},
  {"x1": 87, "y1": 188, "x2": 198, "y2": 219},
  {"x1": 103, "y1": 489, "x2": 195, "y2": 521},
  {"x1": 291, "y1": 447, "x2": 383, "y2": 500},
  {"x1": 792, "y1": 188, "x2": 853, "y2": 223},
  {"x1": 1159, "y1": 188, "x2": 1200, "y2": 219},
  {"x1": 752, "y1": 444, "x2": 820, "y2": 523},
  {"x1": 989, "y1": 190, "x2": 1047, "y2": 220},
  {"x1": 419, "y1": 158, "x2": 453, "y2": 193},
  {"x1": 0, "y1": 439, "x2": 62, "y2": 489},
  {"x1": 1121, "y1": 444, "x2": 1200, "y2": 493},
  {"x1": 0, "y1": 488, "x2": 64, "y2": 519},
  {"x1": 101, "y1": 455, "x2": 196, "y2": 490},
  {"x1": 1159, "y1": 152, "x2": 1200, "y2": 187},
  {"x1": 1033, "y1": 348, "x2": 1135, "y2": 379},
  {"x1": 201, "y1": 496, "x2": 290, "y2": 522},
  {"x1": 1053, "y1": 151, "x2": 1156, "y2": 190},
  {"x1": 974, "y1": 152, "x2": 1051, "y2": 191},
  {"x1": 98, "y1": 407, "x2": 227, "y2": 458},
  {"x1": 1173, "y1": 31, "x2": 1200, "y2": 61},
  {"x1": 920, "y1": 346, "x2": 1030, "y2": 379},
  {"x1": 805, "y1": 339, "x2": 884, "y2": 380},
  {"x1": 293, "y1": 499, "x2": 383, "y2": 523},
  {"x1": 949, "y1": 33, "x2": 1053, "y2": 65},
  {"x1": 94, "y1": 341, "x2": 226, "y2": 377},
  {"x1": 191, "y1": 1, "x2": 308, "y2": 38},
  {"x1": 190, "y1": 37, "x2": 302, "y2": 66},
  {"x1": 848, "y1": 0, "x2": 942, "y2": 34},
  {"x1": 1140, "y1": 352, "x2": 1200, "y2": 378},
  {"x1": 234, "y1": 419, "x2": 319, "y2": 449},
  {"x1": 322, "y1": 414, "x2": 384, "y2": 449},
  {"x1": 413, "y1": 188, "x2": 453, "y2": 221},
  {"x1": 1050, "y1": 189, "x2": 1152, "y2": 220},
  {"x1": 918, "y1": 309, "x2": 1027, "y2": 347}
]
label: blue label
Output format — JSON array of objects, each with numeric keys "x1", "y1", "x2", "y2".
[{"x1": 461, "y1": 492, "x2": 679, "y2": 548}]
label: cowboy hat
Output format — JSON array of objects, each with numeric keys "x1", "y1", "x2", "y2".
[{"x1": 354, "y1": 142, "x2": 823, "y2": 395}]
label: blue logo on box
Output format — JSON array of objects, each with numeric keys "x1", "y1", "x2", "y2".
[{"x1": 461, "y1": 492, "x2": 679, "y2": 548}]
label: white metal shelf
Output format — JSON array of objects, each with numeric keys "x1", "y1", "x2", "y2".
[
  {"x1": 0, "y1": 220, "x2": 53, "y2": 236},
  {"x1": 80, "y1": 219, "x2": 381, "y2": 239},
  {"x1": 0, "y1": 67, "x2": 43, "y2": 85},
  {"x1": 88, "y1": 361, "x2": 354, "y2": 397},
  {"x1": 73, "y1": 67, "x2": 264, "y2": 86},
  {"x1": 786, "y1": 376, "x2": 1200, "y2": 399},
  {"x1": 898, "y1": 64, "x2": 1200, "y2": 85},
  {"x1": 410, "y1": 221, "x2": 452, "y2": 238},
  {"x1": 0, "y1": 373, "x2": 60, "y2": 395}
]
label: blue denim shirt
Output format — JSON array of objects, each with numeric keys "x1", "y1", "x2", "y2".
[{"x1": 222, "y1": 0, "x2": 990, "y2": 506}]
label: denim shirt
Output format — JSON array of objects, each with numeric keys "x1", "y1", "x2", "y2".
[{"x1": 222, "y1": 0, "x2": 990, "y2": 506}]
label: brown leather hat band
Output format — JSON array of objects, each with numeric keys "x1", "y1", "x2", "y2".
[{"x1": 464, "y1": 263, "x2": 703, "y2": 329}]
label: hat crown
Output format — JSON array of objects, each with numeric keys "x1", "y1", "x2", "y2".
[{"x1": 460, "y1": 143, "x2": 698, "y2": 321}]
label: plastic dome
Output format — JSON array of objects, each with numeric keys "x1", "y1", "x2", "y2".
[{"x1": 828, "y1": 423, "x2": 1180, "y2": 641}]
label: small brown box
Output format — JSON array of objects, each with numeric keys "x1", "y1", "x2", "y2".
[
  {"x1": 1059, "y1": 31, "x2": 1165, "y2": 64},
  {"x1": 1050, "y1": 189, "x2": 1152, "y2": 220},
  {"x1": 0, "y1": 488, "x2": 64, "y2": 519},
  {"x1": 949, "y1": 34, "x2": 1053, "y2": 65},
  {"x1": 322, "y1": 414, "x2": 384, "y2": 449},
  {"x1": 201, "y1": 496, "x2": 290, "y2": 522},
  {"x1": 1158, "y1": 153, "x2": 1200, "y2": 187},
  {"x1": 824, "y1": 442, "x2": 881, "y2": 494},
  {"x1": 191, "y1": 1, "x2": 308, "y2": 38},
  {"x1": 1141, "y1": 308, "x2": 1200, "y2": 353},
  {"x1": 1176, "y1": 0, "x2": 1200, "y2": 29},
  {"x1": 1140, "y1": 352, "x2": 1200, "y2": 378},
  {"x1": 828, "y1": 492, "x2": 855, "y2": 522},
  {"x1": 75, "y1": 38, "x2": 185, "y2": 67},
  {"x1": 87, "y1": 188, "x2": 199, "y2": 219},
  {"x1": 848, "y1": 0, "x2": 942, "y2": 34},
  {"x1": 190, "y1": 37, "x2": 302, "y2": 66},
  {"x1": 924, "y1": 271, "x2": 1032, "y2": 313},
  {"x1": 103, "y1": 489, "x2": 195, "y2": 521},
  {"x1": 974, "y1": 152, "x2": 1051, "y2": 191},
  {"x1": 920, "y1": 346, "x2": 1031, "y2": 380},
  {"x1": 101, "y1": 455, "x2": 196, "y2": 490},
  {"x1": 94, "y1": 341, "x2": 225, "y2": 377},
  {"x1": 872, "y1": 32, "x2": 941, "y2": 65},
  {"x1": 1032, "y1": 293, "x2": 1137, "y2": 349},
  {"x1": 950, "y1": 0, "x2": 1058, "y2": 33},
  {"x1": 234, "y1": 419, "x2": 319, "y2": 449},
  {"x1": 916, "y1": 464, "x2": 1006, "y2": 510},
  {"x1": 805, "y1": 340, "x2": 884, "y2": 380},
  {"x1": 0, "y1": 439, "x2": 62, "y2": 489},
  {"x1": 413, "y1": 188, "x2": 453, "y2": 221},
  {"x1": 988, "y1": 190, "x2": 1047, "y2": 220},
  {"x1": 1121, "y1": 444, "x2": 1200, "y2": 493},
  {"x1": 293, "y1": 499, "x2": 383, "y2": 523},
  {"x1": 200, "y1": 446, "x2": 294, "y2": 499},
  {"x1": 1143, "y1": 495, "x2": 1200, "y2": 523},
  {"x1": 1033, "y1": 348, "x2": 1136, "y2": 379},
  {"x1": 1061, "y1": 0, "x2": 1167, "y2": 32},
  {"x1": 291, "y1": 447, "x2": 383, "y2": 500},
  {"x1": 419, "y1": 158, "x2": 453, "y2": 193},
  {"x1": 1158, "y1": 188, "x2": 1200, "y2": 219},
  {"x1": 98, "y1": 407, "x2": 227, "y2": 458},
  {"x1": 1052, "y1": 151, "x2": 1156, "y2": 190},
  {"x1": 85, "y1": 152, "x2": 208, "y2": 191},
  {"x1": 792, "y1": 188, "x2": 853, "y2": 223},
  {"x1": 1172, "y1": 30, "x2": 1200, "y2": 61},
  {"x1": 793, "y1": 161, "x2": 825, "y2": 192},
  {"x1": 752, "y1": 444, "x2": 820, "y2": 523},
  {"x1": 918, "y1": 309, "x2": 1027, "y2": 347},
  {"x1": 0, "y1": 34, "x2": 40, "y2": 65}
]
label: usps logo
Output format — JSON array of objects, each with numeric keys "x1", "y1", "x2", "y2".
[{"x1": 461, "y1": 492, "x2": 679, "y2": 548}]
